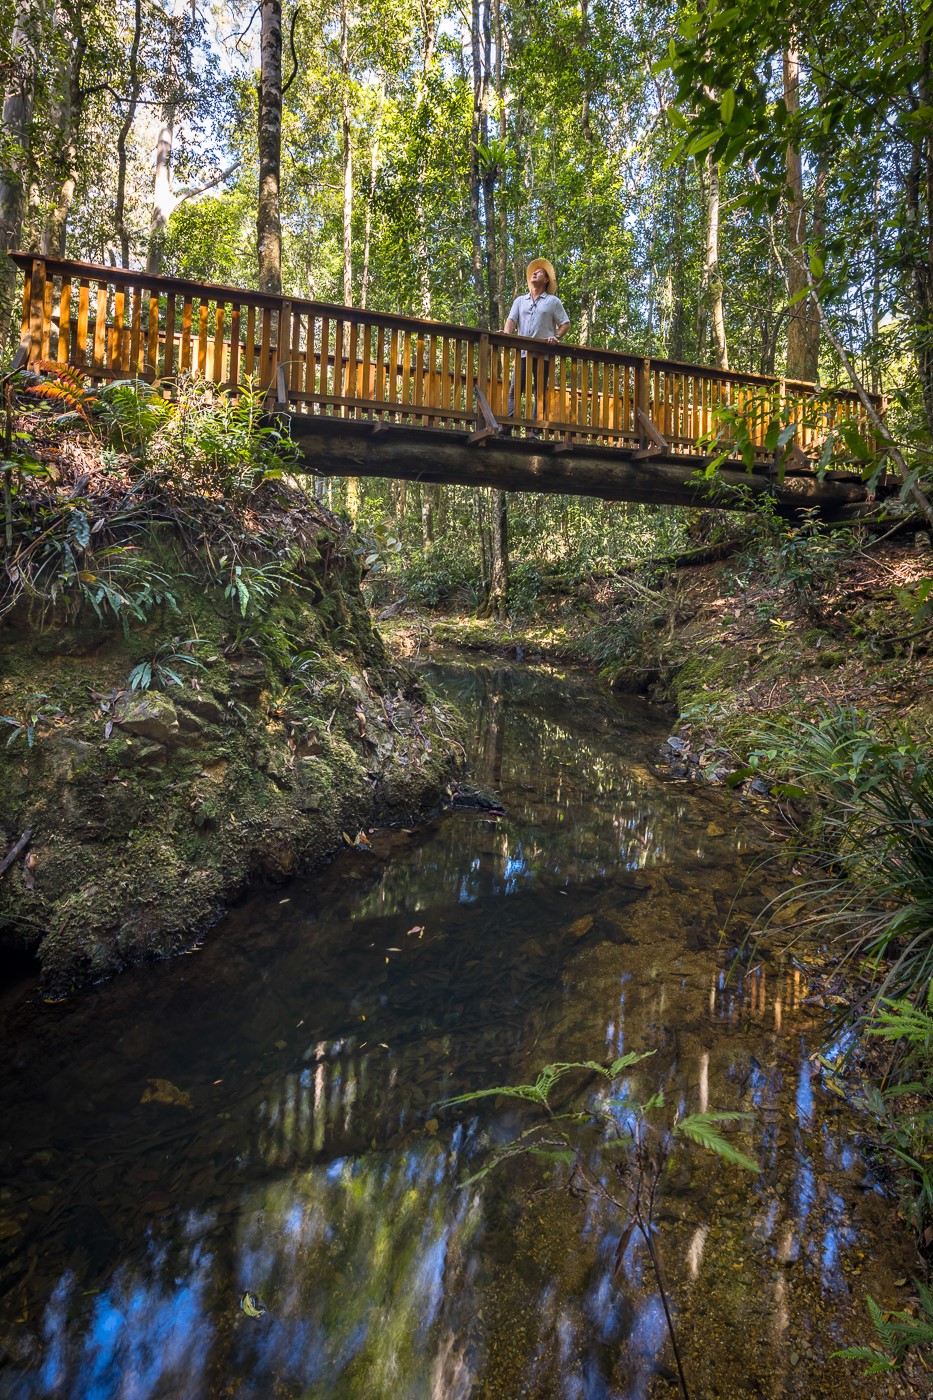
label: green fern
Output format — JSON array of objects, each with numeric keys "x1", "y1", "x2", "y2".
[
  {"x1": 674, "y1": 1112, "x2": 761, "y2": 1173},
  {"x1": 444, "y1": 1052, "x2": 652, "y2": 1110}
]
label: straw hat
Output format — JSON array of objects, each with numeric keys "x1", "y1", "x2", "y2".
[{"x1": 526, "y1": 257, "x2": 557, "y2": 294}]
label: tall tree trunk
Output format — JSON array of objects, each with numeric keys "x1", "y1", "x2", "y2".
[
  {"x1": 469, "y1": 0, "x2": 487, "y2": 323},
  {"x1": 0, "y1": 0, "x2": 38, "y2": 344},
  {"x1": 147, "y1": 101, "x2": 175, "y2": 274},
  {"x1": 257, "y1": 0, "x2": 283, "y2": 293},
  {"x1": 703, "y1": 150, "x2": 728, "y2": 369},
  {"x1": 906, "y1": 39, "x2": 933, "y2": 438},
  {"x1": 114, "y1": 0, "x2": 143, "y2": 267},
  {"x1": 668, "y1": 163, "x2": 688, "y2": 360},
  {"x1": 340, "y1": 0, "x2": 353, "y2": 305},
  {"x1": 783, "y1": 39, "x2": 819, "y2": 380},
  {"x1": 493, "y1": 0, "x2": 508, "y2": 321},
  {"x1": 41, "y1": 2, "x2": 85, "y2": 258},
  {"x1": 489, "y1": 488, "x2": 508, "y2": 618},
  {"x1": 360, "y1": 99, "x2": 381, "y2": 309}
]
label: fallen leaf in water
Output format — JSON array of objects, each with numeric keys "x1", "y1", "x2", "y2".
[
  {"x1": 706, "y1": 823, "x2": 726, "y2": 837},
  {"x1": 274, "y1": 1040, "x2": 286, "y2": 1050},
  {"x1": 141, "y1": 1078, "x2": 193, "y2": 1110},
  {"x1": 406, "y1": 926, "x2": 424, "y2": 937},
  {"x1": 568, "y1": 916, "x2": 594, "y2": 939},
  {"x1": 424, "y1": 1118, "x2": 439, "y2": 1136},
  {"x1": 239, "y1": 1291, "x2": 267, "y2": 1318}
]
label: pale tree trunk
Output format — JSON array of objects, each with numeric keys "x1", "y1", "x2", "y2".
[
  {"x1": 360, "y1": 99, "x2": 381, "y2": 309},
  {"x1": 0, "y1": 0, "x2": 38, "y2": 345},
  {"x1": 783, "y1": 39, "x2": 819, "y2": 380},
  {"x1": 114, "y1": 0, "x2": 143, "y2": 267},
  {"x1": 703, "y1": 150, "x2": 728, "y2": 369},
  {"x1": 257, "y1": 0, "x2": 283, "y2": 293},
  {"x1": 147, "y1": 102, "x2": 175, "y2": 274}
]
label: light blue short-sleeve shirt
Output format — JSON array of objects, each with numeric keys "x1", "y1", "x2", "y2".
[{"x1": 507, "y1": 292, "x2": 570, "y2": 353}]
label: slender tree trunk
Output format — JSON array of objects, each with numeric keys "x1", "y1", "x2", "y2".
[
  {"x1": 360, "y1": 99, "x2": 381, "y2": 310},
  {"x1": 703, "y1": 150, "x2": 728, "y2": 369},
  {"x1": 783, "y1": 38, "x2": 819, "y2": 380},
  {"x1": 257, "y1": 0, "x2": 283, "y2": 293},
  {"x1": 147, "y1": 101, "x2": 175, "y2": 275},
  {"x1": 340, "y1": 0, "x2": 353, "y2": 305},
  {"x1": 114, "y1": 0, "x2": 143, "y2": 267},
  {"x1": 0, "y1": 0, "x2": 39, "y2": 346},
  {"x1": 489, "y1": 487, "x2": 508, "y2": 618},
  {"x1": 469, "y1": 0, "x2": 487, "y2": 323},
  {"x1": 41, "y1": 2, "x2": 84, "y2": 258},
  {"x1": 668, "y1": 163, "x2": 688, "y2": 360},
  {"x1": 906, "y1": 39, "x2": 933, "y2": 437},
  {"x1": 493, "y1": 0, "x2": 508, "y2": 322}
]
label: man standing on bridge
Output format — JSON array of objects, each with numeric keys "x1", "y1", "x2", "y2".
[{"x1": 503, "y1": 258, "x2": 570, "y2": 436}]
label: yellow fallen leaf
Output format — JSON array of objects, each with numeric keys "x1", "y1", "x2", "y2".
[
  {"x1": 706, "y1": 822, "x2": 726, "y2": 837},
  {"x1": 568, "y1": 916, "x2": 594, "y2": 939},
  {"x1": 141, "y1": 1078, "x2": 193, "y2": 1110}
]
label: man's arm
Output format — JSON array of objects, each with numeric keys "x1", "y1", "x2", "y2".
[
  {"x1": 547, "y1": 320, "x2": 570, "y2": 345},
  {"x1": 504, "y1": 297, "x2": 521, "y2": 335}
]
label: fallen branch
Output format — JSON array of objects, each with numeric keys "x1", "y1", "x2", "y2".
[{"x1": 0, "y1": 829, "x2": 32, "y2": 880}]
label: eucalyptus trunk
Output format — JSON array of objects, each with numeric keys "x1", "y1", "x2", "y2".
[{"x1": 703, "y1": 151, "x2": 728, "y2": 369}]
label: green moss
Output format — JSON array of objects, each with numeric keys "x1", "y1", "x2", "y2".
[{"x1": 0, "y1": 520, "x2": 463, "y2": 995}]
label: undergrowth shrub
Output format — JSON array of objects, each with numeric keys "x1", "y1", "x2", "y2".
[
  {"x1": 401, "y1": 545, "x2": 481, "y2": 608},
  {"x1": 151, "y1": 377, "x2": 298, "y2": 496},
  {"x1": 741, "y1": 707, "x2": 933, "y2": 1012}
]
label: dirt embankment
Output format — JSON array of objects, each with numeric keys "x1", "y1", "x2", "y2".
[{"x1": 1, "y1": 485, "x2": 461, "y2": 995}]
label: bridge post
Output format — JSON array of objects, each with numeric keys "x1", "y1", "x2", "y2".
[
  {"x1": 274, "y1": 299, "x2": 292, "y2": 402},
  {"x1": 637, "y1": 356, "x2": 651, "y2": 450},
  {"x1": 27, "y1": 257, "x2": 46, "y2": 365},
  {"x1": 477, "y1": 332, "x2": 491, "y2": 422}
]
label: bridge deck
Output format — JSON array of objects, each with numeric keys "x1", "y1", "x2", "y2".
[{"x1": 12, "y1": 253, "x2": 881, "y2": 512}]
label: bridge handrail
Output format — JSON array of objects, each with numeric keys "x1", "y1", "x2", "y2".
[{"x1": 9, "y1": 252, "x2": 882, "y2": 461}]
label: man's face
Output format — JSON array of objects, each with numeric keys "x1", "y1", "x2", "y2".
[{"x1": 530, "y1": 268, "x2": 549, "y2": 294}]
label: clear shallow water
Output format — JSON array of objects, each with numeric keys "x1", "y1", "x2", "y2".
[{"x1": 0, "y1": 659, "x2": 922, "y2": 1398}]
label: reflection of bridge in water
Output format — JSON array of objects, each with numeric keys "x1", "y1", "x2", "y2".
[{"x1": 13, "y1": 252, "x2": 883, "y2": 514}]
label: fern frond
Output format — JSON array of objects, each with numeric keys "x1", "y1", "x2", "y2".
[
  {"x1": 674, "y1": 1113, "x2": 760, "y2": 1173},
  {"x1": 35, "y1": 360, "x2": 89, "y2": 390},
  {"x1": 869, "y1": 998, "x2": 933, "y2": 1045},
  {"x1": 830, "y1": 1345, "x2": 896, "y2": 1374}
]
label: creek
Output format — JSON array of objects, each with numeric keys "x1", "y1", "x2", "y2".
[{"x1": 0, "y1": 657, "x2": 920, "y2": 1399}]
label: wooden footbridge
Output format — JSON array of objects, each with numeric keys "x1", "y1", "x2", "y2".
[{"x1": 12, "y1": 253, "x2": 882, "y2": 514}]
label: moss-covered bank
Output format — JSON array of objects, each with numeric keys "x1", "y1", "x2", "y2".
[{"x1": 0, "y1": 502, "x2": 461, "y2": 994}]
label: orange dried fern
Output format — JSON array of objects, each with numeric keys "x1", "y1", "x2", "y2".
[{"x1": 23, "y1": 362, "x2": 96, "y2": 423}]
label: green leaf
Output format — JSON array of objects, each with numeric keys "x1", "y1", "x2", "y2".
[
  {"x1": 809, "y1": 252, "x2": 824, "y2": 280},
  {"x1": 720, "y1": 89, "x2": 735, "y2": 124},
  {"x1": 687, "y1": 130, "x2": 722, "y2": 156}
]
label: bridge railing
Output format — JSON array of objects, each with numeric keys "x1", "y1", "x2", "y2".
[{"x1": 11, "y1": 253, "x2": 880, "y2": 467}]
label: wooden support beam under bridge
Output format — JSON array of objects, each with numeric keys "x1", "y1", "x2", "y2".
[
  {"x1": 284, "y1": 415, "x2": 870, "y2": 514},
  {"x1": 9, "y1": 251, "x2": 884, "y2": 516}
]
